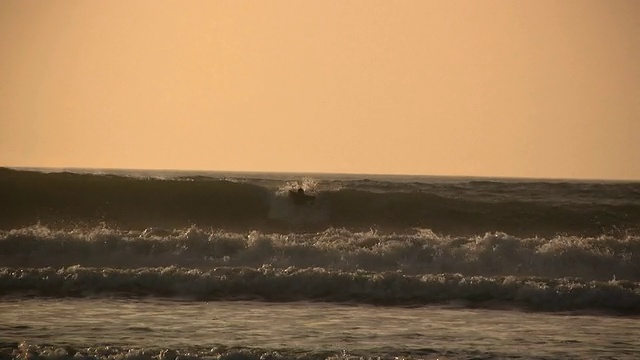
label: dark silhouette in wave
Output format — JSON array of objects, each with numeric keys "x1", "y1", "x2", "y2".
[{"x1": 1, "y1": 168, "x2": 639, "y2": 237}]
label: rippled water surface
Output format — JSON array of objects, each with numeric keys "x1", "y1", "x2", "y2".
[{"x1": 2, "y1": 299, "x2": 639, "y2": 359}]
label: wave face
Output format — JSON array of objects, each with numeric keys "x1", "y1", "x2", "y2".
[{"x1": 2, "y1": 167, "x2": 639, "y2": 236}]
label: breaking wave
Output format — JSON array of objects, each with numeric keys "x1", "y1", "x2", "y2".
[
  {"x1": 2, "y1": 168, "x2": 639, "y2": 237},
  {"x1": 1, "y1": 225, "x2": 639, "y2": 281},
  {"x1": 1, "y1": 265, "x2": 639, "y2": 313},
  {"x1": 2, "y1": 168, "x2": 640, "y2": 315}
]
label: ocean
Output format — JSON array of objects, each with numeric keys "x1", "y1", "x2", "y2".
[{"x1": 1, "y1": 167, "x2": 639, "y2": 359}]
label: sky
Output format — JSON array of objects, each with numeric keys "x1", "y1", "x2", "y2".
[{"x1": 1, "y1": 1, "x2": 639, "y2": 180}]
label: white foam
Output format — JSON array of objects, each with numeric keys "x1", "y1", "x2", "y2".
[{"x1": 1, "y1": 225, "x2": 639, "y2": 281}]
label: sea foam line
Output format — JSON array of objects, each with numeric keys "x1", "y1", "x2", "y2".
[
  {"x1": 2, "y1": 226, "x2": 639, "y2": 281},
  {"x1": 1, "y1": 266, "x2": 639, "y2": 313},
  {"x1": 1, "y1": 343, "x2": 464, "y2": 360}
]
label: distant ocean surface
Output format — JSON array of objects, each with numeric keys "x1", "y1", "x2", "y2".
[{"x1": 1, "y1": 167, "x2": 639, "y2": 359}]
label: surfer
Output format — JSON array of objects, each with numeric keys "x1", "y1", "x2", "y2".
[{"x1": 289, "y1": 187, "x2": 315, "y2": 206}]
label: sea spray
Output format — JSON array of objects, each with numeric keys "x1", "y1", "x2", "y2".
[{"x1": 2, "y1": 225, "x2": 639, "y2": 281}]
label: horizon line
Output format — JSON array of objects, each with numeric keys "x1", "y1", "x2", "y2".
[{"x1": 3, "y1": 165, "x2": 639, "y2": 183}]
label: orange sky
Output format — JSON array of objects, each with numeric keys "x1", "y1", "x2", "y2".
[{"x1": 1, "y1": 0, "x2": 639, "y2": 180}]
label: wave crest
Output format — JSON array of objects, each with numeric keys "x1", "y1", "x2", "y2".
[
  {"x1": 1, "y1": 225, "x2": 639, "y2": 281},
  {"x1": 1, "y1": 266, "x2": 639, "y2": 313},
  {"x1": 2, "y1": 168, "x2": 639, "y2": 236}
]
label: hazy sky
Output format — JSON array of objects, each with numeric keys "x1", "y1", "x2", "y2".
[{"x1": 1, "y1": 1, "x2": 639, "y2": 180}]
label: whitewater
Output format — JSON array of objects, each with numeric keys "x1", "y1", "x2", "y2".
[{"x1": 1, "y1": 167, "x2": 639, "y2": 359}]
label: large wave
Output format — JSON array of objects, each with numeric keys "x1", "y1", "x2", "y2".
[{"x1": 2, "y1": 168, "x2": 639, "y2": 237}]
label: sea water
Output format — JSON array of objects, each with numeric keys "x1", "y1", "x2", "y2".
[{"x1": 1, "y1": 167, "x2": 639, "y2": 359}]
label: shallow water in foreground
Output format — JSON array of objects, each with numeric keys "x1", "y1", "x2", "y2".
[{"x1": 1, "y1": 299, "x2": 639, "y2": 359}]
